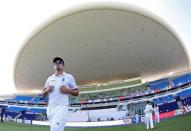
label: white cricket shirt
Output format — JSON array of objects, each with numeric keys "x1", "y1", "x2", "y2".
[
  {"x1": 44, "y1": 72, "x2": 77, "y2": 108},
  {"x1": 144, "y1": 104, "x2": 153, "y2": 114}
]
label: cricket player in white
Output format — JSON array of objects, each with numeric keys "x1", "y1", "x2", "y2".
[
  {"x1": 42, "y1": 57, "x2": 79, "y2": 131},
  {"x1": 135, "y1": 113, "x2": 139, "y2": 124},
  {"x1": 154, "y1": 104, "x2": 160, "y2": 124},
  {"x1": 144, "y1": 101, "x2": 154, "y2": 130}
]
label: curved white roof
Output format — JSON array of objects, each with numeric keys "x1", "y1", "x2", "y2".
[{"x1": 15, "y1": 7, "x2": 189, "y2": 92}]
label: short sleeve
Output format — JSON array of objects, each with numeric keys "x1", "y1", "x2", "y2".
[{"x1": 69, "y1": 75, "x2": 77, "y2": 89}]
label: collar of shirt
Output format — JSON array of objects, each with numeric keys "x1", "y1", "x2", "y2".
[{"x1": 53, "y1": 72, "x2": 66, "y2": 78}]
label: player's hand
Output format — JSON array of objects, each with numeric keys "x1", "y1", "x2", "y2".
[
  {"x1": 46, "y1": 86, "x2": 54, "y2": 93},
  {"x1": 42, "y1": 86, "x2": 54, "y2": 97},
  {"x1": 60, "y1": 86, "x2": 69, "y2": 94}
]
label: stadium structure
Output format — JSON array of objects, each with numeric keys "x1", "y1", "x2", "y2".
[{"x1": 1, "y1": 3, "x2": 191, "y2": 131}]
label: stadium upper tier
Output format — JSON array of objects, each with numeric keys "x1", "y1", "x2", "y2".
[
  {"x1": 2, "y1": 72, "x2": 191, "y2": 105},
  {"x1": 78, "y1": 78, "x2": 142, "y2": 92},
  {"x1": 78, "y1": 73, "x2": 191, "y2": 93}
]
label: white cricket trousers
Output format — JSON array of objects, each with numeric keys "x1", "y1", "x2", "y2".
[
  {"x1": 145, "y1": 113, "x2": 154, "y2": 130},
  {"x1": 47, "y1": 105, "x2": 69, "y2": 131}
]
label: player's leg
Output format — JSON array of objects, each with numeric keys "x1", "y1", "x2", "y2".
[
  {"x1": 47, "y1": 107, "x2": 53, "y2": 129},
  {"x1": 154, "y1": 113, "x2": 157, "y2": 124},
  {"x1": 149, "y1": 114, "x2": 154, "y2": 129},
  {"x1": 157, "y1": 112, "x2": 160, "y2": 123},
  {"x1": 50, "y1": 106, "x2": 68, "y2": 131},
  {"x1": 145, "y1": 114, "x2": 149, "y2": 129},
  {"x1": 136, "y1": 117, "x2": 139, "y2": 124}
]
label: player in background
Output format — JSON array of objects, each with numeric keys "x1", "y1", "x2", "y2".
[
  {"x1": 154, "y1": 104, "x2": 160, "y2": 124},
  {"x1": 144, "y1": 101, "x2": 154, "y2": 130},
  {"x1": 135, "y1": 113, "x2": 139, "y2": 124}
]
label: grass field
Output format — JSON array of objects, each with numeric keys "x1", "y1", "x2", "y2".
[{"x1": 0, "y1": 114, "x2": 191, "y2": 131}]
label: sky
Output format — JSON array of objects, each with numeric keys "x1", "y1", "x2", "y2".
[{"x1": 0, "y1": 0, "x2": 190, "y2": 96}]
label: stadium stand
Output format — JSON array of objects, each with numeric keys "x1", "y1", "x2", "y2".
[
  {"x1": 78, "y1": 78, "x2": 142, "y2": 92},
  {"x1": 153, "y1": 95, "x2": 176, "y2": 105},
  {"x1": 30, "y1": 95, "x2": 48, "y2": 103},
  {"x1": 172, "y1": 73, "x2": 191, "y2": 87},
  {"x1": 7, "y1": 107, "x2": 28, "y2": 113},
  {"x1": 177, "y1": 88, "x2": 191, "y2": 99},
  {"x1": 1, "y1": 72, "x2": 191, "y2": 123},
  {"x1": 149, "y1": 80, "x2": 169, "y2": 91},
  {"x1": 28, "y1": 108, "x2": 46, "y2": 113},
  {"x1": 8, "y1": 96, "x2": 33, "y2": 103}
]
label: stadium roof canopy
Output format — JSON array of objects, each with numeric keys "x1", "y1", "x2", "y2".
[{"x1": 14, "y1": 5, "x2": 190, "y2": 92}]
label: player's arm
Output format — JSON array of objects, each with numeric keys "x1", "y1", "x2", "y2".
[
  {"x1": 41, "y1": 88, "x2": 48, "y2": 97},
  {"x1": 60, "y1": 86, "x2": 79, "y2": 96},
  {"x1": 41, "y1": 87, "x2": 53, "y2": 97},
  {"x1": 69, "y1": 88, "x2": 79, "y2": 96},
  {"x1": 41, "y1": 78, "x2": 53, "y2": 97},
  {"x1": 61, "y1": 88, "x2": 79, "y2": 96},
  {"x1": 60, "y1": 74, "x2": 79, "y2": 96}
]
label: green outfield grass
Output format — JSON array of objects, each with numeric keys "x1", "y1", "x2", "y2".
[{"x1": 0, "y1": 114, "x2": 191, "y2": 131}]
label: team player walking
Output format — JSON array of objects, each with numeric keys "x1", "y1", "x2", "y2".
[
  {"x1": 144, "y1": 101, "x2": 160, "y2": 130},
  {"x1": 42, "y1": 57, "x2": 79, "y2": 131}
]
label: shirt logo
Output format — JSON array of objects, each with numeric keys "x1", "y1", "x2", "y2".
[{"x1": 62, "y1": 78, "x2": 65, "y2": 82}]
